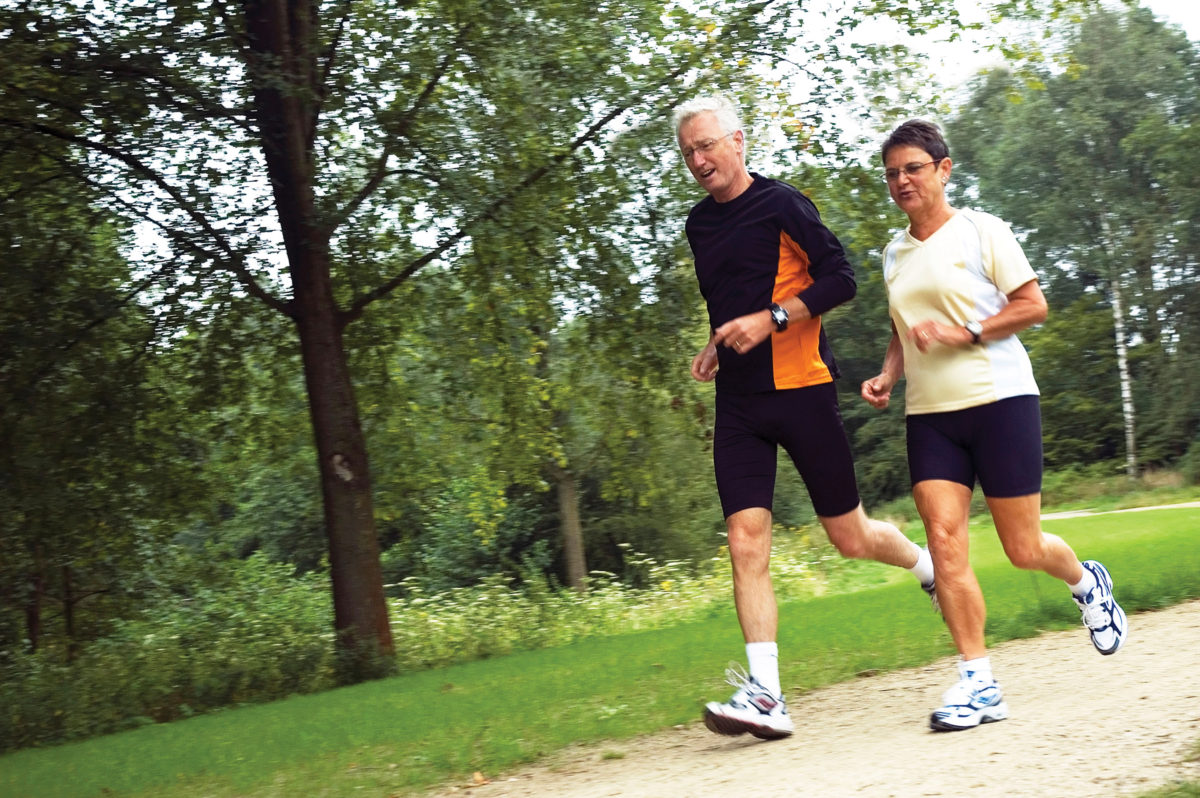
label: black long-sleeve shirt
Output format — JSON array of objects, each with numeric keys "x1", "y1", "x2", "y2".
[{"x1": 686, "y1": 174, "x2": 857, "y2": 394}]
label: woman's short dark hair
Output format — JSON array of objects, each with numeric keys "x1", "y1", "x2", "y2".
[{"x1": 881, "y1": 119, "x2": 949, "y2": 163}]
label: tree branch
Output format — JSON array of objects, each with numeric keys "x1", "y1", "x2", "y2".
[
  {"x1": 311, "y1": 0, "x2": 354, "y2": 148},
  {"x1": 324, "y1": 23, "x2": 473, "y2": 237},
  {"x1": 0, "y1": 117, "x2": 293, "y2": 317},
  {"x1": 342, "y1": 58, "x2": 700, "y2": 323}
]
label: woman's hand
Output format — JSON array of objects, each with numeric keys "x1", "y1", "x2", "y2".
[
  {"x1": 861, "y1": 374, "x2": 896, "y2": 409},
  {"x1": 863, "y1": 328, "x2": 905, "y2": 409},
  {"x1": 907, "y1": 321, "x2": 970, "y2": 353}
]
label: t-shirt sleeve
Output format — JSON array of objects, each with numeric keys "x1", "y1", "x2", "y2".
[{"x1": 982, "y1": 214, "x2": 1038, "y2": 295}]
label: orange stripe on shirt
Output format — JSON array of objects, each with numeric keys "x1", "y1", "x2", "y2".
[{"x1": 772, "y1": 230, "x2": 833, "y2": 389}]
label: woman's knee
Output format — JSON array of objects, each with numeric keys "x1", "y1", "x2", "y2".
[{"x1": 1001, "y1": 537, "x2": 1046, "y2": 570}]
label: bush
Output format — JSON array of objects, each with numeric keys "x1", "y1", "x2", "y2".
[
  {"x1": 0, "y1": 552, "x2": 335, "y2": 752},
  {"x1": 1181, "y1": 437, "x2": 1200, "y2": 486}
]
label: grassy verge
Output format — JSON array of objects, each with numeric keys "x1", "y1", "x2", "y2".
[{"x1": 2, "y1": 505, "x2": 1199, "y2": 798}]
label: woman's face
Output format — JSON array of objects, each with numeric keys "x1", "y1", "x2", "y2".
[{"x1": 884, "y1": 144, "x2": 952, "y2": 219}]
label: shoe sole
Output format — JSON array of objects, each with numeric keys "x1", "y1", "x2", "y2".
[
  {"x1": 703, "y1": 709, "x2": 793, "y2": 739},
  {"x1": 929, "y1": 702, "x2": 1009, "y2": 732}
]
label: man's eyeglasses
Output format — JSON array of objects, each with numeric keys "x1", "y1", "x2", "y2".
[
  {"x1": 882, "y1": 159, "x2": 943, "y2": 182},
  {"x1": 681, "y1": 132, "x2": 734, "y2": 161}
]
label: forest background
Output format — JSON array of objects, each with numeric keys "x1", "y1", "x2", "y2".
[{"x1": 2, "y1": 0, "x2": 1199, "y2": 754}]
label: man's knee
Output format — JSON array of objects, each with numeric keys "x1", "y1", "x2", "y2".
[
  {"x1": 726, "y1": 510, "x2": 772, "y2": 561},
  {"x1": 819, "y1": 504, "x2": 872, "y2": 559}
]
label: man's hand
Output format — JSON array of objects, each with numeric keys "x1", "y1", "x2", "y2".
[
  {"x1": 711, "y1": 309, "x2": 773, "y2": 355},
  {"x1": 691, "y1": 341, "x2": 719, "y2": 381}
]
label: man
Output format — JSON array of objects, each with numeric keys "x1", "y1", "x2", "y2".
[{"x1": 675, "y1": 95, "x2": 936, "y2": 740}]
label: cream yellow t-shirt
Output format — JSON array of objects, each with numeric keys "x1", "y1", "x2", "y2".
[{"x1": 883, "y1": 208, "x2": 1040, "y2": 415}]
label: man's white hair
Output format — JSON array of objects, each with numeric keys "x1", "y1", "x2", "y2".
[{"x1": 672, "y1": 94, "x2": 743, "y2": 139}]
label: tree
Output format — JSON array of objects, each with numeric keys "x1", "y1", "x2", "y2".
[{"x1": 0, "y1": 139, "x2": 204, "y2": 656}]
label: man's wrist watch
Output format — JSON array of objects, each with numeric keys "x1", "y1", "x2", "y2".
[
  {"x1": 768, "y1": 302, "x2": 789, "y2": 332},
  {"x1": 965, "y1": 320, "x2": 983, "y2": 345}
]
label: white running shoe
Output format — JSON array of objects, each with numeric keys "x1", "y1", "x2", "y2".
[
  {"x1": 1074, "y1": 560, "x2": 1128, "y2": 655},
  {"x1": 929, "y1": 663, "x2": 1009, "y2": 732},
  {"x1": 703, "y1": 664, "x2": 794, "y2": 740}
]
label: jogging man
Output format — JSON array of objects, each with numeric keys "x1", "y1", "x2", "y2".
[{"x1": 675, "y1": 95, "x2": 936, "y2": 739}]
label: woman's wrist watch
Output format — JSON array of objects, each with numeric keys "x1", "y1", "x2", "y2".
[{"x1": 965, "y1": 320, "x2": 983, "y2": 344}]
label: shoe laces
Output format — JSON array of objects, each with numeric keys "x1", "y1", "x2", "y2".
[
  {"x1": 723, "y1": 662, "x2": 756, "y2": 694},
  {"x1": 1080, "y1": 596, "x2": 1113, "y2": 629},
  {"x1": 943, "y1": 673, "x2": 995, "y2": 705}
]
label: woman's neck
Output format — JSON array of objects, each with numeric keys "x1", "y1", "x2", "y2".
[{"x1": 908, "y1": 203, "x2": 956, "y2": 241}]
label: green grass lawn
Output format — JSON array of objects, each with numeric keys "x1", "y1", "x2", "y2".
[{"x1": 3, "y1": 506, "x2": 1198, "y2": 798}]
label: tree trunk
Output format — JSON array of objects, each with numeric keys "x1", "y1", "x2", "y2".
[
  {"x1": 294, "y1": 270, "x2": 394, "y2": 666},
  {"x1": 1098, "y1": 217, "x2": 1139, "y2": 479},
  {"x1": 62, "y1": 565, "x2": 77, "y2": 663},
  {"x1": 554, "y1": 468, "x2": 587, "y2": 592},
  {"x1": 1109, "y1": 274, "x2": 1139, "y2": 479},
  {"x1": 243, "y1": 0, "x2": 393, "y2": 674},
  {"x1": 24, "y1": 569, "x2": 42, "y2": 654}
]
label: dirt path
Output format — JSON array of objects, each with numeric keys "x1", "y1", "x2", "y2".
[{"x1": 431, "y1": 599, "x2": 1200, "y2": 798}]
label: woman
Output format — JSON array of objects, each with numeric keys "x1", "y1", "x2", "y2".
[{"x1": 861, "y1": 120, "x2": 1127, "y2": 732}]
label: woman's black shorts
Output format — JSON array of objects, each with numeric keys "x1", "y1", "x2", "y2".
[
  {"x1": 905, "y1": 394, "x2": 1043, "y2": 497},
  {"x1": 713, "y1": 381, "x2": 861, "y2": 520}
]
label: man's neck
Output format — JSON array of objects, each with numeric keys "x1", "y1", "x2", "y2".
[{"x1": 711, "y1": 170, "x2": 754, "y2": 203}]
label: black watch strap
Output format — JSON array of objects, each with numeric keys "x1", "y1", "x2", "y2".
[{"x1": 768, "y1": 302, "x2": 789, "y2": 332}]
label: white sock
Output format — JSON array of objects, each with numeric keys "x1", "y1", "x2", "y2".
[
  {"x1": 908, "y1": 544, "x2": 934, "y2": 585},
  {"x1": 1069, "y1": 566, "x2": 1097, "y2": 599},
  {"x1": 958, "y1": 656, "x2": 993, "y2": 683},
  {"x1": 746, "y1": 641, "x2": 781, "y2": 697}
]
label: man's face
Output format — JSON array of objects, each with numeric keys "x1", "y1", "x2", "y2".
[{"x1": 677, "y1": 112, "x2": 745, "y2": 202}]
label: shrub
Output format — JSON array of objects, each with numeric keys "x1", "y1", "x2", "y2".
[
  {"x1": 0, "y1": 552, "x2": 335, "y2": 752},
  {"x1": 1181, "y1": 437, "x2": 1200, "y2": 486}
]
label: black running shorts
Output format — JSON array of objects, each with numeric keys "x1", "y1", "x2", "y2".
[
  {"x1": 713, "y1": 382, "x2": 861, "y2": 519},
  {"x1": 905, "y1": 394, "x2": 1043, "y2": 497}
]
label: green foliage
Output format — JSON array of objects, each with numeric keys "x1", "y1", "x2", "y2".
[
  {"x1": 1023, "y1": 297, "x2": 1124, "y2": 466},
  {"x1": 1180, "y1": 438, "x2": 1200, "y2": 487},
  {"x1": 0, "y1": 552, "x2": 336, "y2": 752}
]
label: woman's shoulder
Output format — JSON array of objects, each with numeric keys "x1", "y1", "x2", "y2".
[{"x1": 955, "y1": 207, "x2": 1015, "y2": 234}]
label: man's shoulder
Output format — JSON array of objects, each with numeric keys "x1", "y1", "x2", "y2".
[{"x1": 750, "y1": 173, "x2": 809, "y2": 202}]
